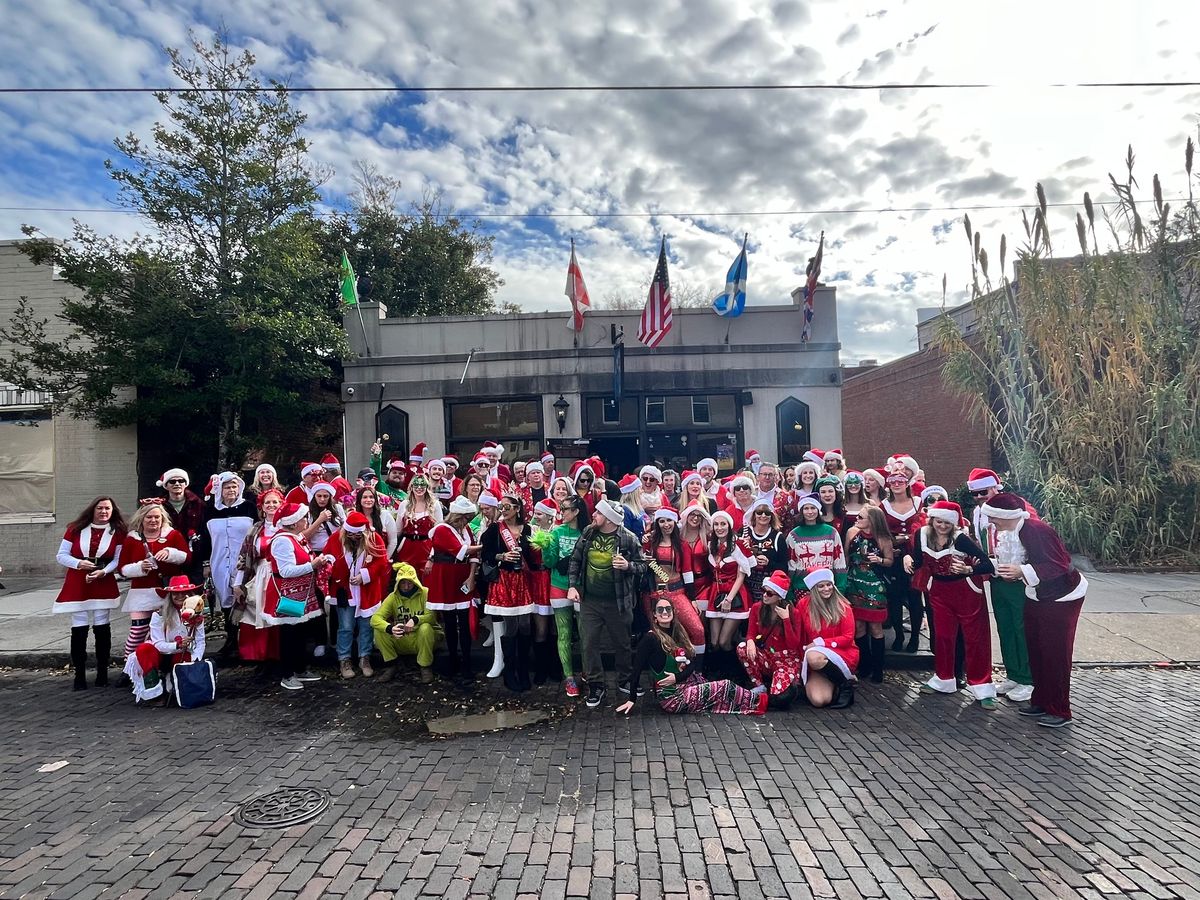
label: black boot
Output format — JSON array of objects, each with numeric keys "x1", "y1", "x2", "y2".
[
  {"x1": 768, "y1": 683, "x2": 799, "y2": 710},
  {"x1": 532, "y1": 639, "x2": 548, "y2": 686},
  {"x1": 515, "y1": 634, "x2": 532, "y2": 692},
  {"x1": 870, "y1": 637, "x2": 886, "y2": 683},
  {"x1": 905, "y1": 595, "x2": 924, "y2": 654},
  {"x1": 822, "y1": 665, "x2": 855, "y2": 709},
  {"x1": 70, "y1": 626, "x2": 89, "y2": 691},
  {"x1": 855, "y1": 635, "x2": 869, "y2": 675},
  {"x1": 219, "y1": 609, "x2": 238, "y2": 661},
  {"x1": 93, "y1": 624, "x2": 111, "y2": 687},
  {"x1": 501, "y1": 637, "x2": 521, "y2": 692}
]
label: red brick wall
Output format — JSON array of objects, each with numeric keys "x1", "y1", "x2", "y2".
[{"x1": 840, "y1": 348, "x2": 996, "y2": 491}]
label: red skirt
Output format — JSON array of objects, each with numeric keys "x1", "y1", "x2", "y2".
[
  {"x1": 427, "y1": 560, "x2": 474, "y2": 611},
  {"x1": 484, "y1": 569, "x2": 534, "y2": 617},
  {"x1": 238, "y1": 623, "x2": 280, "y2": 661},
  {"x1": 529, "y1": 569, "x2": 552, "y2": 616},
  {"x1": 395, "y1": 536, "x2": 433, "y2": 571}
]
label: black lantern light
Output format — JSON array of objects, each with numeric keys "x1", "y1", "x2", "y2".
[{"x1": 553, "y1": 394, "x2": 570, "y2": 434}]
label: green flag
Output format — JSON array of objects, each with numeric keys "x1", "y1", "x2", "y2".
[{"x1": 339, "y1": 250, "x2": 359, "y2": 306}]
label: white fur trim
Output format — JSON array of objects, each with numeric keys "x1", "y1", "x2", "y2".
[
  {"x1": 696, "y1": 458, "x2": 718, "y2": 472},
  {"x1": 596, "y1": 500, "x2": 625, "y2": 526},
  {"x1": 967, "y1": 680, "x2": 997, "y2": 700},
  {"x1": 980, "y1": 502, "x2": 1029, "y2": 521},
  {"x1": 926, "y1": 507, "x2": 960, "y2": 525},
  {"x1": 924, "y1": 674, "x2": 958, "y2": 693},
  {"x1": 802, "y1": 646, "x2": 853, "y2": 684},
  {"x1": 156, "y1": 467, "x2": 188, "y2": 488},
  {"x1": 526, "y1": 461, "x2": 544, "y2": 474},
  {"x1": 803, "y1": 568, "x2": 834, "y2": 589},
  {"x1": 276, "y1": 504, "x2": 309, "y2": 527},
  {"x1": 710, "y1": 510, "x2": 734, "y2": 530},
  {"x1": 967, "y1": 475, "x2": 999, "y2": 491}
]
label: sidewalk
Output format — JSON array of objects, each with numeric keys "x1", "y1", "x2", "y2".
[{"x1": 3, "y1": 571, "x2": 1199, "y2": 668}]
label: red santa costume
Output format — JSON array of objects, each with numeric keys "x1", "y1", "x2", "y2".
[
  {"x1": 54, "y1": 522, "x2": 125, "y2": 617},
  {"x1": 641, "y1": 508, "x2": 705, "y2": 652},
  {"x1": 680, "y1": 504, "x2": 713, "y2": 611},
  {"x1": 120, "y1": 525, "x2": 191, "y2": 614},
  {"x1": 795, "y1": 569, "x2": 859, "y2": 685},
  {"x1": 235, "y1": 514, "x2": 281, "y2": 662},
  {"x1": 393, "y1": 485, "x2": 442, "y2": 571},
  {"x1": 325, "y1": 524, "x2": 390, "y2": 620},
  {"x1": 284, "y1": 462, "x2": 323, "y2": 506},
  {"x1": 704, "y1": 513, "x2": 753, "y2": 621},
  {"x1": 982, "y1": 493, "x2": 1088, "y2": 724},
  {"x1": 737, "y1": 571, "x2": 805, "y2": 697},
  {"x1": 262, "y1": 508, "x2": 325, "y2": 627},
  {"x1": 908, "y1": 503, "x2": 997, "y2": 701},
  {"x1": 427, "y1": 515, "x2": 479, "y2": 611}
]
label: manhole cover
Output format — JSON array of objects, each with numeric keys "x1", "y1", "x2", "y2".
[{"x1": 234, "y1": 787, "x2": 330, "y2": 829}]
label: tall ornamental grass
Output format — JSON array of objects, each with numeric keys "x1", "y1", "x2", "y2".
[{"x1": 935, "y1": 142, "x2": 1200, "y2": 566}]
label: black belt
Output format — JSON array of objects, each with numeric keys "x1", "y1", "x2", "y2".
[
  {"x1": 402, "y1": 535, "x2": 431, "y2": 541},
  {"x1": 430, "y1": 552, "x2": 462, "y2": 564},
  {"x1": 652, "y1": 580, "x2": 685, "y2": 592}
]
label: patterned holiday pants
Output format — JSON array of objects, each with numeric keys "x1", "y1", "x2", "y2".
[
  {"x1": 736, "y1": 644, "x2": 801, "y2": 696},
  {"x1": 657, "y1": 672, "x2": 760, "y2": 715}
]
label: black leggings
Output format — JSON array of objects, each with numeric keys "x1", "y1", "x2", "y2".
[
  {"x1": 495, "y1": 612, "x2": 532, "y2": 636},
  {"x1": 440, "y1": 610, "x2": 473, "y2": 664},
  {"x1": 279, "y1": 625, "x2": 307, "y2": 678},
  {"x1": 886, "y1": 565, "x2": 924, "y2": 638}
]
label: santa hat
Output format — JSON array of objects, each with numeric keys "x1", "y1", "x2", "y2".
[
  {"x1": 797, "y1": 495, "x2": 822, "y2": 513},
  {"x1": 682, "y1": 501, "x2": 712, "y2": 521},
  {"x1": 763, "y1": 570, "x2": 791, "y2": 599},
  {"x1": 803, "y1": 449, "x2": 825, "y2": 465},
  {"x1": 156, "y1": 467, "x2": 189, "y2": 488},
  {"x1": 920, "y1": 485, "x2": 949, "y2": 504},
  {"x1": 728, "y1": 475, "x2": 754, "y2": 492},
  {"x1": 442, "y1": 455, "x2": 459, "y2": 469},
  {"x1": 679, "y1": 469, "x2": 703, "y2": 489},
  {"x1": 710, "y1": 510, "x2": 735, "y2": 530},
  {"x1": 926, "y1": 500, "x2": 963, "y2": 525},
  {"x1": 273, "y1": 502, "x2": 308, "y2": 528},
  {"x1": 586, "y1": 456, "x2": 606, "y2": 479},
  {"x1": 526, "y1": 461, "x2": 545, "y2": 475},
  {"x1": 309, "y1": 481, "x2": 337, "y2": 498},
  {"x1": 572, "y1": 463, "x2": 596, "y2": 484},
  {"x1": 472, "y1": 452, "x2": 492, "y2": 466},
  {"x1": 745, "y1": 449, "x2": 761, "y2": 464},
  {"x1": 980, "y1": 492, "x2": 1030, "y2": 521},
  {"x1": 482, "y1": 440, "x2": 498, "y2": 450},
  {"x1": 695, "y1": 457, "x2": 718, "y2": 472},
  {"x1": 300, "y1": 461, "x2": 323, "y2": 478},
  {"x1": 653, "y1": 506, "x2": 679, "y2": 523},
  {"x1": 640, "y1": 464, "x2": 662, "y2": 482},
  {"x1": 967, "y1": 468, "x2": 1001, "y2": 491},
  {"x1": 449, "y1": 496, "x2": 477, "y2": 516},
  {"x1": 386, "y1": 454, "x2": 406, "y2": 471},
  {"x1": 803, "y1": 567, "x2": 834, "y2": 590},
  {"x1": 540, "y1": 450, "x2": 555, "y2": 465},
  {"x1": 617, "y1": 474, "x2": 640, "y2": 495},
  {"x1": 748, "y1": 495, "x2": 775, "y2": 513},
  {"x1": 409, "y1": 442, "x2": 427, "y2": 464},
  {"x1": 343, "y1": 511, "x2": 369, "y2": 534},
  {"x1": 595, "y1": 499, "x2": 625, "y2": 526},
  {"x1": 254, "y1": 463, "x2": 277, "y2": 483},
  {"x1": 888, "y1": 452, "x2": 920, "y2": 475},
  {"x1": 320, "y1": 453, "x2": 341, "y2": 470},
  {"x1": 797, "y1": 461, "x2": 822, "y2": 479},
  {"x1": 426, "y1": 458, "x2": 447, "y2": 473},
  {"x1": 478, "y1": 491, "x2": 500, "y2": 509},
  {"x1": 823, "y1": 448, "x2": 844, "y2": 462},
  {"x1": 534, "y1": 497, "x2": 558, "y2": 518},
  {"x1": 862, "y1": 468, "x2": 886, "y2": 489}
]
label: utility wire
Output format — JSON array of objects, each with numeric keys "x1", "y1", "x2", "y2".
[{"x1": 1, "y1": 80, "x2": 1198, "y2": 95}]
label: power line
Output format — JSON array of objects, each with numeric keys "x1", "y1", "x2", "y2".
[
  {"x1": 0, "y1": 197, "x2": 1180, "y2": 220},
  {"x1": 1, "y1": 80, "x2": 1199, "y2": 95}
]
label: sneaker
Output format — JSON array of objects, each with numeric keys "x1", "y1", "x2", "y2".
[
  {"x1": 565, "y1": 677, "x2": 580, "y2": 698},
  {"x1": 617, "y1": 679, "x2": 645, "y2": 698},
  {"x1": 1006, "y1": 684, "x2": 1034, "y2": 702},
  {"x1": 586, "y1": 685, "x2": 607, "y2": 709},
  {"x1": 295, "y1": 670, "x2": 322, "y2": 682},
  {"x1": 1018, "y1": 705, "x2": 1048, "y2": 717},
  {"x1": 340, "y1": 660, "x2": 356, "y2": 679},
  {"x1": 1038, "y1": 715, "x2": 1072, "y2": 728},
  {"x1": 280, "y1": 676, "x2": 303, "y2": 691},
  {"x1": 979, "y1": 697, "x2": 998, "y2": 711},
  {"x1": 995, "y1": 679, "x2": 1019, "y2": 695},
  {"x1": 419, "y1": 666, "x2": 434, "y2": 684}
]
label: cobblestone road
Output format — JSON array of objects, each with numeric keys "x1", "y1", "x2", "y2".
[{"x1": 1, "y1": 667, "x2": 1198, "y2": 900}]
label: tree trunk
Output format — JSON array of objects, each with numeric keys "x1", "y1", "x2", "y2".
[{"x1": 217, "y1": 400, "x2": 241, "y2": 472}]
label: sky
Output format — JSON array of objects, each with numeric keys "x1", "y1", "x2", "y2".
[{"x1": 1, "y1": 1, "x2": 1198, "y2": 363}]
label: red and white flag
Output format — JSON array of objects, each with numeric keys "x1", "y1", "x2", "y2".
[
  {"x1": 638, "y1": 237, "x2": 673, "y2": 348},
  {"x1": 564, "y1": 239, "x2": 590, "y2": 332}
]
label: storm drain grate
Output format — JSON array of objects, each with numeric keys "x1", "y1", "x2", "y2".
[{"x1": 234, "y1": 787, "x2": 331, "y2": 829}]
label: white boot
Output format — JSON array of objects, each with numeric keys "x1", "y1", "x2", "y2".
[
  {"x1": 487, "y1": 620, "x2": 505, "y2": 678},
  {"x1": 482, "y1": 629, "x2": 495, "y2": 648}
]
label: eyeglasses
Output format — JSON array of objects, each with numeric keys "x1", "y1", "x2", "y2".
[
  {"x1": 654, "y1": 605, "x2": 673, "y2": 613},
  {"x1": 166, "y1": 479, "x2": 185, "y2": 485},
  {"x1": 499, "y1": 503, "x2": 517, "y2": 510}
]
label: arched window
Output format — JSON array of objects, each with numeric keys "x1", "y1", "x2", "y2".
[
  {"x1": 376, "y1": 405, "x2": 409, "y2": 461},
  {"x1": 776, "y1": 397, "x2": 811, "y2": 465}
]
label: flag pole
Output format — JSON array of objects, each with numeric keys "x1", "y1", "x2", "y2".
[
  {"x1": 355, "y1": 299, "x2": 371, "y2": 356},
  {"x1": 571, "y1": 237, "x2": 579, "y2": 350}
]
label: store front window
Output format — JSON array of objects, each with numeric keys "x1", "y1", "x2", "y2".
[{"x1": 446, "y1": 398, "x2": 543, "y2": 466}]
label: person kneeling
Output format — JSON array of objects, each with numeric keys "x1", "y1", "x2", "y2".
[
  {"x1": 371, "y1": 563, "x2": 437, "y2": 683},
  {"x1": 123, "y1": 576, "x2": 207, "y2": 705},
  {"x1": 616, "y1": 597, "x2": 767, "y2": 716},
  {"x1": 796, "y1": 568, "x2": 859, "y2": 709},
  {"x1": 737, "y1": 571, "x2": 804, "y2": 709}
]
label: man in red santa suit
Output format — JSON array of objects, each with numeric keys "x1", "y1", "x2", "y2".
[
  {"x1": 320, "y1": 453, "x2": 355, "y2": 499},
  {"x1": 982, "y1": 492, "x2": 1086, "y2": 728},
  {"x1": 284, "y1": 462, "x2": 324, "y2": 505}
]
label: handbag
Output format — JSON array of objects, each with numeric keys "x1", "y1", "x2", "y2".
[
  {"x1": 172, "y1": 659, "x2": 217, "y2": 708},
  {"x1": 275, "y1": 596, "x2": 306, "y2": 617}
]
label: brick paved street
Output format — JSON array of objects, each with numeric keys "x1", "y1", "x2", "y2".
[{"x1": 1, "y1": 667, "x2": 1198, "y2": 900}]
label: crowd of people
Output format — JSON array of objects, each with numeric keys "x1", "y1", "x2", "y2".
[{"x1": 51, "y1": 441, "x2": 1088, "y2": 727}]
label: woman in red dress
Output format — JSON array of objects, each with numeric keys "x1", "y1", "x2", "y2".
[
  {"x1": 119, "y1": 501, "x2": 191, "y2": 663},
  {"x1": 234, "y1": 488, "x2": 284, "y2": 663},
  {"x1": 704, "y1": 511, "x2": 752, "y2": 673},
  {"x1": 264, "y1": 501, "x2": 333, "y2": 691},
  {"x1": 54, "y1": 496, "x2": 128, "y2": 690},
  {"x1": 480, "y1": 494, "x2": 539, "y2": 692},
  {"x1": 881, "y1": 467, "x2": 925, "y2": 652},
  {"x1": 795, "y1": 567, "x2": 859, "y2": 709},
  {"x1": 325, "y1": 511, "x2": 390, "y2": 679},
  {"x1": 394, "y1": 475, "x2": 443, "y2": 575},
  {"x1": 427, "y1": 496, "x2": 481, "y2": 680},
  {"x1": 737, "y1": 570, "x2": 805, "y2": 708}
]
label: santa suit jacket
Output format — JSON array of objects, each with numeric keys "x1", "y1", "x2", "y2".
[{"x1": 1011, "y1": 518, "x2": 1087, "y2": 602}]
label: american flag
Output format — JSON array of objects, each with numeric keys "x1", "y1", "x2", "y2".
[
  {"x1": 800, "y1": 231, "x2": 824, "y2": 343},
  {"x1": 638, "y1": 237, "x2": 673, "y2": 348},
  {"x1": 564, "y1": 239, "x2": 590, "y2": 332}
]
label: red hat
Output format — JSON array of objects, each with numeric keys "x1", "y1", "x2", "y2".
[
  {"x1": 586, "y1": 456, "x2": 606, "y2": 479},
  {"x1": 540, "y1": 450, "x2": 555, "y2": 464},
  {"x1": 409, "y1": 442, "x2": 427, "y2": 464},
  {"x1": 386, "y1": 454, "x2": 406, "y2": 471},
  {"x1": 967, "y1": 468, "x2": 1001, "y2": 491},
  {"x1": 442, "y1": 455, "x2": 459, "y2": 468},
  {"x1": 763, "y1": 570, "x2": 790, "y2": 599},
  {"x1": 653, "y1": 506, "x2": 679, "y2": 523},
  {"x1": 823, "y1": 448, "x2": 844, "y2": 462},
  {"x1": 472, "y1": 452, "x2": 492, "y2": 466},
  {"x1": 273, "y1": 501, "x2": 309, "y2": 528},
  {"x1": 745, "y1": 449, "x2": 761, "y2": 463},
  {"x1": 534, "y1": 497, "x2": 558, "y2": 518},
  {"x1": 926, "y1": 500, "x2": 963, "y2": 525},
  {"x1": 157, "y1": 574, "x2": 201, "y2": 597},
  {"x1": 482, "y1": 441, "x2": 498, "y2": 449},
  {"x1": 300, "y1": 461, "x2": 323, "y2": 478},
  {"x1": 803, "y1": 449, "x2": 825, "y2": 464},
  {"x1": 320, "y1": 452, "x2": 340, "y2": 467},
  {"x1": 980, "y1": 492, "x2": 1030, "y2": 521},
  {"x1": 343, "y1": 511, "x2": 370, "y2": 533},
  {"x1": 617, "y1": 474, "x2": 640, "y2": 495}
]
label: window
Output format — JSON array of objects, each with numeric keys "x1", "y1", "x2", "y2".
[
  {"x1": 645, "y1": 396, "x2": 665, "y2": 425},
  {"x1": 602, "y1": 399, "x2": 620, "y2": 425},
  {"x1": 691, "y1": 396, "x2": 710, "y2": 425},
  {"x1": 0, "y1": 387, "x2": 55, "y2": 523},
  {"x1": 446, "y1": 399, "x2": 544, "y2": 467},
  {"x1": 776, "y1": 397, "x2": 811, "y2": 465},
  {"x1": 375, "y1": 405, "x2": 409, "y2": 462}
]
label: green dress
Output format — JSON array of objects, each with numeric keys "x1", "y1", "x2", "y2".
[{"x1": 845, "y1": 532, "x2": 889, "y2": 622}]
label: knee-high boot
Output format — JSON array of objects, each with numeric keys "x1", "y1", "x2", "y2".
[
  {"x1": 93, "y1": 624, "x2": 111, "y2": 686},
  {"x1": 501, "y1": 636, "x2": 522, "y2": 692},
  {"x1": 823, "y1": 664, "x2": 856, "y2": 709},
  {"x1": 870, "y1": 636, "x2": 885, "y2": 683},
  {"x1": 531, "y1": 637, "x2": 547, "y2": 686},
  {"x1": 220, "y1": 609, "x2": 238, "y2": 660},
  {"x1": 515, "y1": 633, "x2": 532, "y2": 692},
  {"x1": 70, "y1": 626, "x2": 89, "y2": 691},
  {"x1": 487, "y1": 620, "x2": 506, "y2": 678}
]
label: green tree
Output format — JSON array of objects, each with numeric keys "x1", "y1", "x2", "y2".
[
  {"x1": 0, "y1": 32, "x2": 347, "y2": 472},
  {"x1": 321, "y1": 163, "x2": 503, "y2": 316}
]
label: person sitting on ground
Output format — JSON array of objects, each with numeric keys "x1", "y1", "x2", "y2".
[
  {"x1": 371, "y1": 562, "x2": 438, "y2": 683},
  {"x1": 737, "y1": 571, "x2": 805, "y2": 709},
  {"x1": 123, "y1": 575, "x2": 207, "y2": 705},
  {"x1": 616, "y1": 593, "x2": 768, "y2": 717}
]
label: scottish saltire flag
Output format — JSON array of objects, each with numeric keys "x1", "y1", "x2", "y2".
[
  {"x1": 564, "y1": 239, "x2": 590, "y2": 332},
  {"x1": 638, "y1": 237, "x2": 673, "y2": 348},
  {"x1": 800, "y1": 231, "x2": 824, "y2": 343},
  {"x1": 712, "y1": 234, "x2": 748, "y2": 317}
]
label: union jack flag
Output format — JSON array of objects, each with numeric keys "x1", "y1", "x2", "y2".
[
  {"x1": 801, "y1": 231, "x2": 824, "y2": 343},
  {"x1": 638, "y1": 237, "x2": 673, "y2": 348}
]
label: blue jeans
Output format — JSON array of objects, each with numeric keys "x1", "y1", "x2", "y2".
[{"x1": 336, "y1": 606, "x2": 375, "y2": 660}]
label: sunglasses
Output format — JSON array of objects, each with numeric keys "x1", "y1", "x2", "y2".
[
  {"x1": 971, "y1": 490, "x2": 990, "y2": 497},
  {"x1": 577, "y1": 477, "x2": 593, "y2": 484},
  {"x1": 754, "y1": 509, "x2": 773, "y2": 515},
  {"x1": 733, "y1": 485, "x2": 751, "y2": 491},
  {"x1": 166, "y1": 478, "x2": 186, "y2": 485},
  {"x1": 641, "y1": 475, "x2": 658, "y2": 482},
  {"x1": 654, "y1": 605, "x2": 673, "y2": 614}
]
